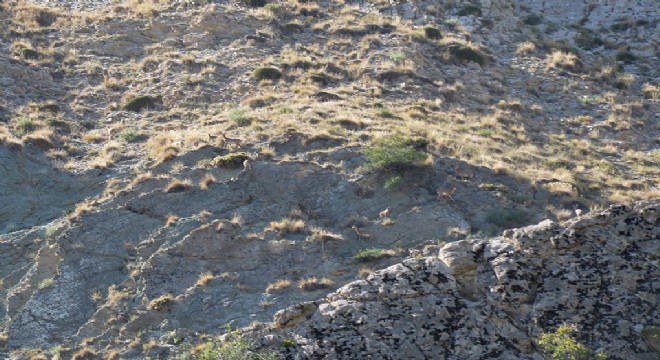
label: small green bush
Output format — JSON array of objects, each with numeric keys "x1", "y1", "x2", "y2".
[
  {"x1": 20, "y1": 48, "x2": 40, "y2": 60},
  {"x1": 424, "y1": 26, "x2": 442, "y2": 39},
  {"x1": 239, "y1": 0, "x2": 268, "y2": 7},
  {"x1": 38, "y1": 278, "x2": 55, "y2": 290},
  {"x1": 476, "y1": 128, "x2": 493, "y2": 137},
  {"x1": 353, "y1": 248, "x2": 395, "y2": 263},
  {"x1": 641, "y1": 326, "x2": 659, "y2": 353},
  {"x1": 15, "y1": 117, "x2": 36, "y2": 133},
  {"x1": 211, "y1": 153, "x2": 251, "y2": 168},
  {"x1": 175, "y1": 325, "x2": 277, "y2": 360},
  {"x1": 523, "y1": 14, "x2": 543, "y2": 25},
  {"x1": 362, "y1": 135, "x2": 428, "y2": 172},
  {"x1": 448, "y1": 45, "x2": 485, "y2": 65},
  {"x1": 119, "y1": 130, "x2": 143, "y2": 143},
  {"x1": 538, "y1": 324, "x2": 608, "y2": 360},
  {"x1": 376, "y1": 107, "x2": 393, "y2": 118},
  {"x1": 458, "y1": 5, "x2": 482, "y2": 17},
  {"x1": 122, "y1": 95, "x2": 157, "y2": 112},
  {"x1": 384, "y1": 175, "x2": 404, "y2": 190},
  {"x1": 389, "y1": 51, "x2": 407, "y2": 63},
  {"x1": 281, "y1": 338, "x2": 296, "y2": 348},
  {"x1": 485, "y1": 208, "x2": 530, "y2": 228},
  {"x1": 615, "y1": 51, "x2": 636, "y2": 64},
  {"x1": 253, "y1": 67, "x2": 282, "y2": 81},
  {"x1": 229, "y1": 108, "x2": 252, "y2": 126}
]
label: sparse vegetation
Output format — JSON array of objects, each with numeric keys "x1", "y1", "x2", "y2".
[
  {"x1": 362, "y1": 135, "x2": 428, "y2": 172},
  {"x1": 253, "y1": 67, "x2": 282, "y2": 81},
  {"x1": 119, "y1": 129, "x2": 143, "y2": 142},
  {"x1": 229, "y1": 108, "x2": 252, "y2": 126},
  {"x1": 15, "y1": 117, "x2": 36, "y2": 134},
  {"x1": 353, "y1": 248, "x2": 396, "y2": 262},
  {"x1": 181, "y1": 326, "x2": 277, "y2": 360},
  {"x1": 38, "y1": 278, "x2": 55, "y2": 290},
  {"x1": 547, "y1": 51, "x2": 582, "y2": 72},
  {"x1": 448, "y1": 44, "x2": 485, "y2": 65},
  {"x1": 0, "y1": 0, "x2": 656, "y2": 355},
  {"x1": 196, "y1": 272, "x2": 215, "y2": 287},
  {"x1": 485, "y1": 208, "x2": 531, "y2": 230},
  {"x1": 458, "y1": 5, "x2": 482, "y2": 17},
  {"x1": 523, "y1": 14, "x2": 543, "y2": 25},
  {"x1": 269, "y1": 218, "x2": 305, "y2": 234},
  {"x1": 265, "y1": 279, "x2": 292, "y2": 294},
  {"x1": 211, "y1": 153, "x2": 251, "y2": 168},
  {"x1": 148, "y1": 294, "x2": 174, "y2": 311},
  {"x1": 298, "y1": 277, "x2": 334, "y2": 291},
  {"x1": 538, "y1": 324, "x2": 608, "y2": 360},
  {"x1": 424, "y1": 26, "x2": 442, "y2": 39},
  {"x1": 122, "y1": 95, "x2": 157, "y2": 112},
  {"x1": 20, "y1": 48, "x2": 39, "y2": 60},
  {"x1": 164, "y1": 179, "x2": 193, "y2": 193}
]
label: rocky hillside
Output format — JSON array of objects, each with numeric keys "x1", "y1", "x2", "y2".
[
  {"x1": 245, "y1": 200, "x2": 659, "y2": 360},
  {"x1": 0, "y1": 0, "x2": 658, "y2": 358}
]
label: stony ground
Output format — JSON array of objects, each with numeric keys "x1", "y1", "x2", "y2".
[{"x1": 0, "y1": 0, "x2": 658, "y2": 358}]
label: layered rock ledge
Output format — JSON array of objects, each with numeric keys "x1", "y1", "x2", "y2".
[{"x1": 249, "y1": 201, "x2": 659, "y2": 360}]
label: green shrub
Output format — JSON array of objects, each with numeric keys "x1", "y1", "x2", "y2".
[
  {"x1": 353, "y1": 248, "x2": 396, "y2": 263},
  {"x1": 424, "y1": 26, "x2": 442, "y2": 39},
  {"x1": 610, "y1": 20, "x2": 633, "y2": 32},
  {"x1": 211, "y1": 153, "x2": 251, "y2": 168},
  {"x1": 15, "y1": 117, "x2": 36, "y2": 133},
  {"x1": 376, "y1": 107, "x2": 393, "y2": 117},
  {"x1": 38, "y1": 278, "x2": 55, "y2": 290},
  {"x1": 185, "y1": 326, "x2": 276, "y2": 360},
  {"x1": 253, "y1": 67, "x2": 282, "y2": 81},
  {"x1": 122, "y1": 95, "x2": 157, "y2": 112},
  {"x1": 476, "y1": 128, "x2": 493, "y2": 137},
  {"x1": 229, "y1": 108, "x2": 252, "y2": 126},
  {"x1": 119, "y1": 129, "x2": 143, "y2": 143},
  {"x1": 20, "y1": 48, "x2": 40, "y2": 60},
  {"x1": 448, "y1": 45, "x2": 485, "y2": 65},
  {"x1": 239, "y1": 0, "x2": 268, "y2": 7},
  {"x1": 485, "y1": 208, "x2": 530, "y2": 228},
  {"x1": 538, "y1": 324, "x2": 608, "y2": 360},
  {"x1": 384, "y1": 175, "x2": 404, "y2": 190},
  {"x1": 458, "y1": 5, "x2": 482, "y2": 17},
  {"x1": 389, "y1": 51, "x2": 407, "y2": 63},
  {"x1": 523, "y1": 14, "x2": 543, "y2": 25},
  {"x1": 362, "y1": 135, "x2": 428, "y2": 171},
  {"x1": 281, "y1": 338, "x2": 296, "y2": 348},
  {"x1": 641, "y1": 326, "x2": 659, "y2": 353},
  {"x1": 615, "y1": 51, "x2": 636, "y2": 64},
  {"x1": 543, "y1": 159, "x2": 573, "y2": 170}
]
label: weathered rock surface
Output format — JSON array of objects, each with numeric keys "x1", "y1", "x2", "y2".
[
  {"x1": 247, "y1": 201, "x2": 659, "y2": 360},
  {"x1": 0, "y1": 144, "x2": 104, "y2": 233}
]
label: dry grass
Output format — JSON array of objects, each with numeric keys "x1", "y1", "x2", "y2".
[
  {"x1": 269, "y1": 218, "x2": 306, "y2": 234},
  {"x1": 642, "y1": 83, "x2": 659, "y2": 100},
  {"x1": 122, "y1": 0, "x2": 174, "y2": 17},
  {"x1": 546, "y1": 51, "x2": 581, "y2": 72},
  {"x1": 163, "y1": 179, "x2": 192, "y2": 193},
  {"x1": 195, "y1": 272, "x2": 215, "y2": 287},
  {"x1": 265, "y1": 279, "x2": 292, "y2": 294},
  {"x1": 298, "y1": 277, "x2": 334, "y2": 291},
  {"x1": 516, "y1": 41, "x2": 536, "y2": 55},
  {"x1": 165, "y1": 214, "x2": 177, "y2": 227},
  {"x1": 230, "y1": 213, "x2": 244, "y2": 227},
  {"x1": 199, "y1": 174, "x2": 216, "y2": 189}
]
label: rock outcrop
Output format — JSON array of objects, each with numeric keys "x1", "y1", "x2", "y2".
[{"x1": 248, "y1": 201, "x2": 659, "y2": 360}]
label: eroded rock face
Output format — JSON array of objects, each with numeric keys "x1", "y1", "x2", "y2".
[
  {"x1": 249, "y1": 201, "x2": 659, "y2": 360},
  {"x1": 0, "y1": 144, "x2": 104, "y2": 233}
]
